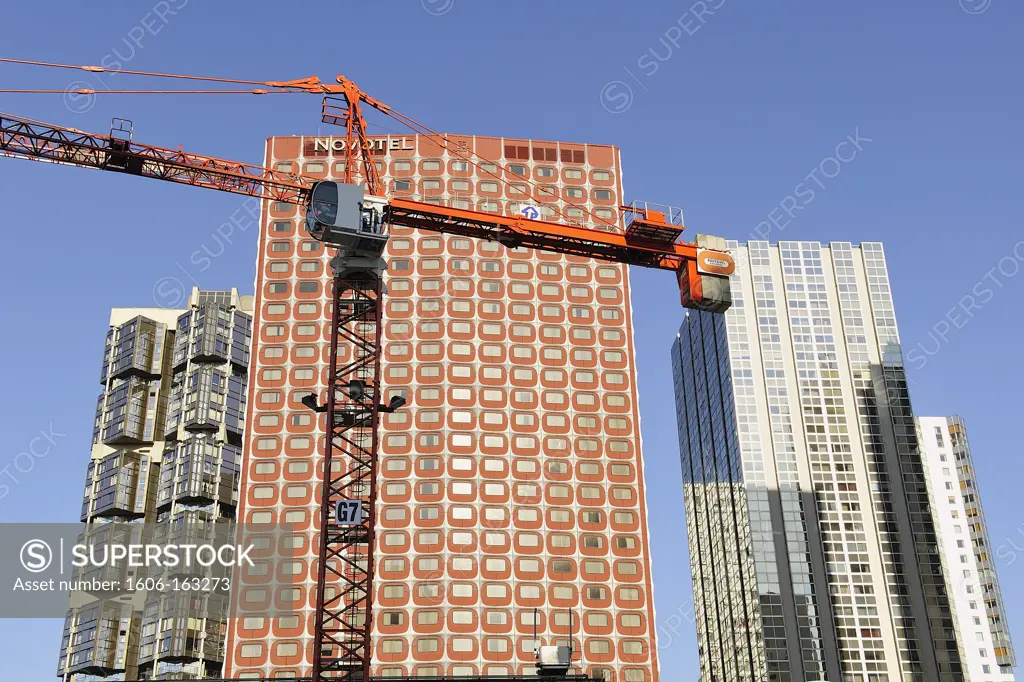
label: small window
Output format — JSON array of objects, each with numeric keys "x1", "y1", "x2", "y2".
[
  {"x1": 239, "y1": 643, "x2": 264, "y2": 658},
  {"x1": 615, "y1": 536, "x2": 637, "y2": 550},
  {"x1": 394, "y1": 179, "x2": 412, "y2": 191},
  {"x1": 509, "y1": 164, "x2": 528, "y2": 177},
  {"x1": 551, "y1": 560, "x2": 573, "y2": 574},
  {"x1": 565, "y1": 168, "x2": 584, "y2": 180}
]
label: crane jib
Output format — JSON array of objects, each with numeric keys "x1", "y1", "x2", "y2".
[
  {"x1": 1, "y1": 112, "x2": 733, "y2": 316},
  {"x1": 0, "y1": 77, "x2": 735, "y2": 680}
]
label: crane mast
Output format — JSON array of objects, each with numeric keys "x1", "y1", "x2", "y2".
[{"x1": 0, "y1": 69, "x2": 734, "y2": 681}]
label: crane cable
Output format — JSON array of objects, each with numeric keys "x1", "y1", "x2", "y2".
[
  {"x1": 0, "y1": 56, "x2": 303, "y2": 86},
  {"x1": 0, "y1": 56, "x2": 623, "y2": 231}
]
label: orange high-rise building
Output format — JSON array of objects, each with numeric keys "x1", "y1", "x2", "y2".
[{"x1": 225, "y1": 134, "x2": 660, "y2": 681}]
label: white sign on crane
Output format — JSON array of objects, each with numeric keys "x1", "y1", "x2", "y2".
[{"x1": 335, "y1": 500, "x2": 363, "y2": 526}]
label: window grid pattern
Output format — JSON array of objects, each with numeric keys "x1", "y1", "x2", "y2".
[
  {"x1": 59, "y1": 293, "x2": 251, "y2": 682},
  {"x1": 228, "y1": 135, "x2": 658, "y2": 682},
  {"x1": 779, "y1": 241, "x2": 888, "y2": 680},
  {"x1": 727, "y1": 245, "x2": 793, "y2": 680},
  {"x1": 832, "y1": 242, "x2": 925, "y2": 680},
  {"x1": 748, "y1": 241, "x2": 827, "y2": 679},
  {"x1": 917, "y1": 415, "x2": 1016, "y2": 681},
  {"x1": 674, "y1": 243, "x2": 966, "y2": 682},
  {"x1": 672, "y1": 309, "x2": 766, "y2": 682},
  {"x1": 96, "y1": 317, "x2": 171, "y2": 445},
  {"x1": 946, "y1": 417, "x2": 1015, "y2": 672},
  {"x1": 860, "y1": 245, "x2": 963, "y2": 681}
]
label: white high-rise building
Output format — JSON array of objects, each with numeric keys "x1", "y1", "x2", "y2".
[
  {"x1": 671, "y1": 241, "x2": 965, "y2": 682},
  {"x1": 918, "y1": 415, "x2": 1015, "y2": 682}
]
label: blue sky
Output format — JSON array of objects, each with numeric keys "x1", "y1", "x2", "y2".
[{"x1": 1, "y1": 0, "x2": 1022, "y2": 678}]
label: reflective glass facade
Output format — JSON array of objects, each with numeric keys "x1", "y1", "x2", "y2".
[
  {"x1": 671, "y1": 309, "x2": 767, "y2": 682},
  {"x1": 57, "y1": 289, "x2": 253, "y2": 681},
  {"x1": 671, "y1": 242, "x2": 965, "y2": 682}
]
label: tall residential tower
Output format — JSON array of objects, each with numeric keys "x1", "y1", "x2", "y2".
[
  {"x1": 918, "y1": 416, "x2": 1015, "y2": 682},
  {"x1": 671, "y1": 241, "x2": 963, "y2": 682},
  {"x1": 225, "y1": 134, "x2": 660, "y2": 681},
  {"x1": 57, "y1": 289, "x2": 253, "y2": 681}
]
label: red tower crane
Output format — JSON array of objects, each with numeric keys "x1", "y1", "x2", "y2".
[{"x1": 0, "y1": 61, "x2": 735, "y2": 682}]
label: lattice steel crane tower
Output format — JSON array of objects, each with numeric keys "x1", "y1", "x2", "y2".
[{"x1": 0, "y1": 59, "x2": 735, "y2": 682}]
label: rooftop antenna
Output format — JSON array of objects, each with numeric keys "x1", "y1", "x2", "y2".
[{"x1": 534, "y1": 607, "x2": 573, "y2": 677}]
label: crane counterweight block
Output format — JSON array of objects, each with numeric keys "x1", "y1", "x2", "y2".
[{"x1": 104, "y1": 136, "x2": 143, "y2": 174}]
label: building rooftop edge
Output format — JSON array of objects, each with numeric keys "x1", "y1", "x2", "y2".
[
  {"x1": 108, "y1": 288, "x2": 254, "y2": 326},
  {"x1": 264, "y1": 132, "x2": 620, "y2": 151},
  {"x1": 730, "y1": 240, "x2": 886, "y2": 248}
]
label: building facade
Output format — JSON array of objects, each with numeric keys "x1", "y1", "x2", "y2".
[
  {"x1": 670, "y1": 241, "x2": 964, "y2": 682},
  {"x1": 57, "y1": 289, "x2": 253, "y2": 681},
  {"x1": 918, "y1": 416, "x2": 1015, "y2": 682},
  {"x1": 224, "y1": 134, "x2": 661, "y2": 680},
  {"x1": 671, "y1": 309, "x2": 767, "y2": 682}
]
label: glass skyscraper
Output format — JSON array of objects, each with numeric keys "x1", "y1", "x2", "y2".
[
  {"x1": 671, "y1": 241, "x2": 964, "y2": 682},
  {"x1": 671, "y1": 308, "x2": 767, "y2": 682},
  {"x1": 57, "y1": 289, "x2": 253, "y2": 681}
]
